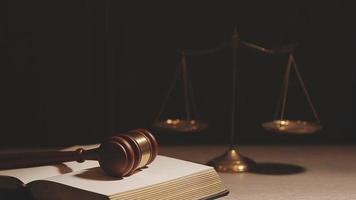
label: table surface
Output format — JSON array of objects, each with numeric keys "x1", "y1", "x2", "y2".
[
  {"x1": 1, "y1": 144, "x2": 355, "y2": 200},
  {"x1": 159, "y1": 145, "x2": 356, "y2": 200}
]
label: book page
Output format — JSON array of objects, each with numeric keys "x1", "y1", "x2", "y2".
[
  {"x1": 0, "y1": 144, "x2": 100, "y2": 184},
  {"x1": 0, "y1": 160, "x2": 99, "y2": 184},
  {"x1": 39, "y1": 155, "x2": 214, "y2": 196}
]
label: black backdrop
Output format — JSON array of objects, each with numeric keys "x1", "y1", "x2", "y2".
[{"x1": 2, "y1": 0, "x2": 355, "y2": 147}]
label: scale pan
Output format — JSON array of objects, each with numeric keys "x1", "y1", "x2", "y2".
[
  {"x1": 262, "y1": 120, "x2": 322, "y2": 134},
  {"x1": 153, "y1": 119, "x2": 208, "y2": 133}
]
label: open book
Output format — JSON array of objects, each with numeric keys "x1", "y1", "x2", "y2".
[{"x1": 0, "y1": 155, "x2": 228, "y2": 200}]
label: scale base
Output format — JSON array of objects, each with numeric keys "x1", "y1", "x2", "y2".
[{"x1": 207, "y1": 146, "x2": 255, "y2": 173}]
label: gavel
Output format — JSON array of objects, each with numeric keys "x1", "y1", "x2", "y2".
[{"x1": 0, "y1": 129, "x2": 159, "y2": 177}]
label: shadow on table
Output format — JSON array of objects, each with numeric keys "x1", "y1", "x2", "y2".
[{"x1": 249, "y1": 162, "x2": 306, "y2": 175}]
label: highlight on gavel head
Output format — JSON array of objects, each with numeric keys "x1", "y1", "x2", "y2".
[{"x1": 98, "y1": 129, "x2": 159, "y2": 177}]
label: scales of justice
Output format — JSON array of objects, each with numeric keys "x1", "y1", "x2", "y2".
[{"x1": 153, "y1": 28, "x2": 322, "y2": 172}]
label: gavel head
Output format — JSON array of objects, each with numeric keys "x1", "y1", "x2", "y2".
[{"x1": 98, "y1": 129, "x2": 159, "y2": 177}]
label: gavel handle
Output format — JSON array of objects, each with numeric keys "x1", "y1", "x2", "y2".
[{"x1": 0, "y1": 148, "x2": 98, "y2": 170}]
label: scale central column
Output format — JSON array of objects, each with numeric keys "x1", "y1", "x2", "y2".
[{"x1": 207, "y1": 29, "x2": 255, "y2": 173}]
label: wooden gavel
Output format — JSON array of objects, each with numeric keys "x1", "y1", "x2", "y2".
[{"x1": 0, "y1": 129, "x2": 159, "y2": 177}]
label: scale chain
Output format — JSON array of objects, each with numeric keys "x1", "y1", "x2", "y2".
[
  {"x1": 154, "y1": 65, "x2": 181, "y2": 123},
  {"x1": 279, "y1": 54, "x2": 293, "y2": 120},
  {"x1": 181, "y1": 52, "x2": 191, "y2": 120},
  {"x1": 290, "y1": 55, "x2": 321, "y2": 123}
]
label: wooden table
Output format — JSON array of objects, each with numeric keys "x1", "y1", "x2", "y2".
[
  {"x1": 159, "y1": 145, "x2": 356, "y2": 200},
  {"x1": 2, "y1": 144, "x2": 355, "y2": 199}
]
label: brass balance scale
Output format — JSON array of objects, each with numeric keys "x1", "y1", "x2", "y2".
[{"x1": 153, "y1": 29, "x2": 322, "y2": 172}]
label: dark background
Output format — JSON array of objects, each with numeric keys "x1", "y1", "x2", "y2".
[{"x1": 2, "y1": 0, "x2": 355, "y2": 147}]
